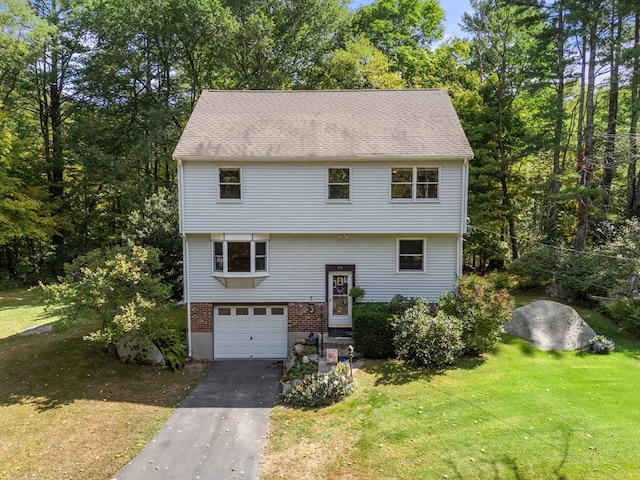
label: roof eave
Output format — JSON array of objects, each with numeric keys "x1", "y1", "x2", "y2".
[{"x1": 173, "y1": 153, "x2": 474, "y2": 162}]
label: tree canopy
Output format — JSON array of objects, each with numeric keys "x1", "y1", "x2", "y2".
[{"x1": 0, "y1": 0, "x2": 639, "y2": 286}]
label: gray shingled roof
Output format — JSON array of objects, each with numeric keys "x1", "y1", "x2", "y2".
[{"x1": 173, "y1": 89, "x2": 473, "y2": 159}]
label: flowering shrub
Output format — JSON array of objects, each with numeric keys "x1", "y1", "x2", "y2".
[
  {"x1": 281, "y1": 362, "x2": 355, "y2": 407},
  {"x1": 393, "y1": 299, "x2": 464, "y2": 368},
  {"x1": 438, "y1": 275, "x2": 515, "y2": 355}
]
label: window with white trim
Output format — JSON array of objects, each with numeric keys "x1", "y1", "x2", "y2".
[
  {"x1": 391, "y1": 167, "x2": 439, "y2": 200},
  {"x1": 397, "y1": 239, "x2": 425, "y2": 272},
  {"x1": 218, "y1": 167, "x2": 241, "y2": 200},
  {"x1": 327, "y1": 167, "x2": 350, "y2": 201},
  {"x1": 212, "y1": 239, "x2": 268, "y2": 274}
]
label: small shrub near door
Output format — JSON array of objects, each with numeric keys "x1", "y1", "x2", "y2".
[
  {"x1": 393, "y1": 299, "x2": 464, "y2": 368},
  {"x1": 352, "y1": 302, "x2": 396, "y2": 358}
]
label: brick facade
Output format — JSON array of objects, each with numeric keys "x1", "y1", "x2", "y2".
[
  {"x1": 287, "y1": 302, "x2": 327, "y2": 332},
  {"x1": 191, "y1": 302, "x2": 213, "y2": 333},
  {"x1": 189, "y1": 301, "x2": 328, "y2": 334}
]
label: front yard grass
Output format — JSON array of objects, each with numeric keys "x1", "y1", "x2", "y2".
[
  {"x1": 0, "y1": 289, "x2": 207, "y2": 480},
  {"x1": 261, "y1": 306, "x2": 640, "y2": 480},
  {"x1": 0, "y1": 289, "x2": 58, "y2": 338}
]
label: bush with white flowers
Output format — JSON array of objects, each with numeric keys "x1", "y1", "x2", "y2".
[{"x1": 281, "y1": 362, "x2": 355, "y2": 407}]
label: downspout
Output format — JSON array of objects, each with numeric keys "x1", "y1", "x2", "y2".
[
  {"x1": 458, "y1": 158, "x2": 470, "y2": 277},
  {"x1": 177, "y1": 159, "x2": 192, "y2": 357},
  {"x1": 184, "y1": 236, "x2": 192, "y2": 357}
]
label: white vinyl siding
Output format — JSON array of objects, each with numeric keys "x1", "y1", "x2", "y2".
[
  {"x1": 185, "y1": 233, "x2": 458, "y2": 304},
  {"x1": 180, "y1": 160, "x2": 465, "y2": 234}
]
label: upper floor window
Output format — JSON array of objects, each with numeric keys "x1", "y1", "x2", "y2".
[
  {"x1": 391, "y1": 167, "x2": 439, "y2": 201},
  {"x1": 328, "y1": 167, "x2": 350, "y2": 201},
  {"x1": 397, "y1": 238, "x2": 425, "y2": 272},
  {"x1": 219, "y1": 167, "x2": 241, "y2": 200}
]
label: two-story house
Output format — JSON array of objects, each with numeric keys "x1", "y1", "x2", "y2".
[{"x1": 174, "y1": 89, "x2": 473, "y2": 360}]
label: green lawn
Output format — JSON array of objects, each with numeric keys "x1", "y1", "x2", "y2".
[
  {"x1": 0, "y1": 289, "x2": 208, "y2": 480},
  {"x1": 262, "y1": 304, "x2": 640, "y2": 480},
  {"x1": 0, "y1": 288, "x2": 58, "y2": 338}
]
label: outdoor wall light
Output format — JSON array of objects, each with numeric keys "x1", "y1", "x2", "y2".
[{"x1": 307, "y1": 297, "x2": 315, "y2": 314}]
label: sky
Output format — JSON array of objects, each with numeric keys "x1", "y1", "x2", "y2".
[{"x1": 350, "y1": 0, "x2": 472, "y2": 41}]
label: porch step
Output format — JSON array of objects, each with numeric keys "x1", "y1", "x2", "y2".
[
  {"x1": 328, "y1": 327, "x2": 352, "y2": 337},
  {"x1": 319, "y1": 334, "x2": 360, "y2": 362}
]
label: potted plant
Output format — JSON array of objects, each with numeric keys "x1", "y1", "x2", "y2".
[{"x1": 348, "y1": 285, "x2": 365, "y2": 302}]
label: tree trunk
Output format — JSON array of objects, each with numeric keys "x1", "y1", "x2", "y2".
[
  {"x1": 603, "y1": 10, "x2": 621, "y2": 211},
  {"x1": 627, "y1": 13, "x2": 640, "y2": 216},
  {"x1": 575, "y1": 10, "x2": 599, "y2": 251},
  {"x1": 545, "y1": 0, "x2": 565, "y2": 241}
]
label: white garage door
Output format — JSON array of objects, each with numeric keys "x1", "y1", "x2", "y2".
[{"x1": 214, "y1": 305, "x2": 288, "y2": 359}]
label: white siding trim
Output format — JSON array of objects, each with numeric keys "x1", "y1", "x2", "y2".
[
  {"x1": 178, "y1": 159, "x2": 185, "y2": 234},
  {"x1": 183, "y1": 235, "x2": 192, "y2": 357},
  {"x1": 461, "y1": 158, "x2": 470, "y2": 234}
]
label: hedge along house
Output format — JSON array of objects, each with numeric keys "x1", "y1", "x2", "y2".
[{"x1": 174, "y1": 90, "x2": 473, "y2": 360}]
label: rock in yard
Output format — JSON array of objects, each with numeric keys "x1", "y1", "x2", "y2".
[
  {"x1": 116, "y1": 333, "x2": 165, "y2": 365},
  {"x1": 504, "y1": 300, "x2": 596, "y2": 351}
]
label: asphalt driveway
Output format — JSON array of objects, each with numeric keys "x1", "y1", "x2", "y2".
[{"x1": 113, "y1": 360, "x2": 283, "y2": 480}]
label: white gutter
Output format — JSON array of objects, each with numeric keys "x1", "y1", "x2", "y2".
[
  {"x1": 173, "y1": 153, "x2": 474, "y2": 163},
  {"x1": 184, "y1": 235, "x2": 192, "y2": 357},
  {"x1": 458, "y1": 157, "x2": 471, "y2": 277},
  {"x1": 177, "y1": 159, "x2": 185, "y2": 235},
  {"x1": 177, "y1": 159, "x2": 192, "y2": 357}
]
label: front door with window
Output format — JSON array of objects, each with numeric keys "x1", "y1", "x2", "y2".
[{"x1": 328, "y1": 271, "x2": 353, "y2": 328}]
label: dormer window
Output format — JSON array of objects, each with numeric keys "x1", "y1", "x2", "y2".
[
  {"x1": 218, "y1": 167, "x2": 241, "y2": 200},
  {"x1": 391, "y1": 167, "x2": 439, "y2": 201}
]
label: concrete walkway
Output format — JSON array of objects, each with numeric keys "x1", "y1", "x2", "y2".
[{"x1": 113, "y1": 360, "x2": 282, "y2": 480}]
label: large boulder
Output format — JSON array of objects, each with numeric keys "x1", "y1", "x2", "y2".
[
  {"x1": 116, "y1": 333, "x2": 165, "y2": 365},
  {"x1": 504, "y1": 300, "x2": 596, "y2": 351}
]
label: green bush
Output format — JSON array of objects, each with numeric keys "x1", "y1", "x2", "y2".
[
  {"x1": 144, "y1": 321, "x2": 188, "y2": 370},
  {"x1": 602, "y1": 298, "x2": 640, "y2": 337},
  {"x1": 484, "y1": 270, "x2": 519, "y2": 291},
  {"x1": 42, "y1": 245, "x2": 172, "y2": 342},
  {"x1": 352, "y1": 302, "x2": 396, "y2": 359},
  {"x1": 508, "y1": 246, "x2": 561, "y2": 289},
  {"x1": 283, "y1": 360, "x2": 318, "y2": 382},
  {"x1": 388, "y1": 294, "x2": 417, "y2": 315},
  {"x1": 281, "y1": 362, "x2": 355, "y2": 407},
  {"x1": 393, "y1": 299, "x2": 464, "y2": 368},
  {"x1": 438, "y1": 275, "x2": 515, "y2": 355},
  {"x1": 555, "y1": 252, "x2": 608, "y2": 301},
  {"x1": 0, "y1": 270, "x2": 19, "y2": 289}
]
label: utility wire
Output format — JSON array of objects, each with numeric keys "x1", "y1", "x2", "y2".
[
  {"x1": 467, "y1": 224, "x2": 640, "y2": 263},
  {"x1": 465, "y1": 225, "x2": 639, "y2": 294}
]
